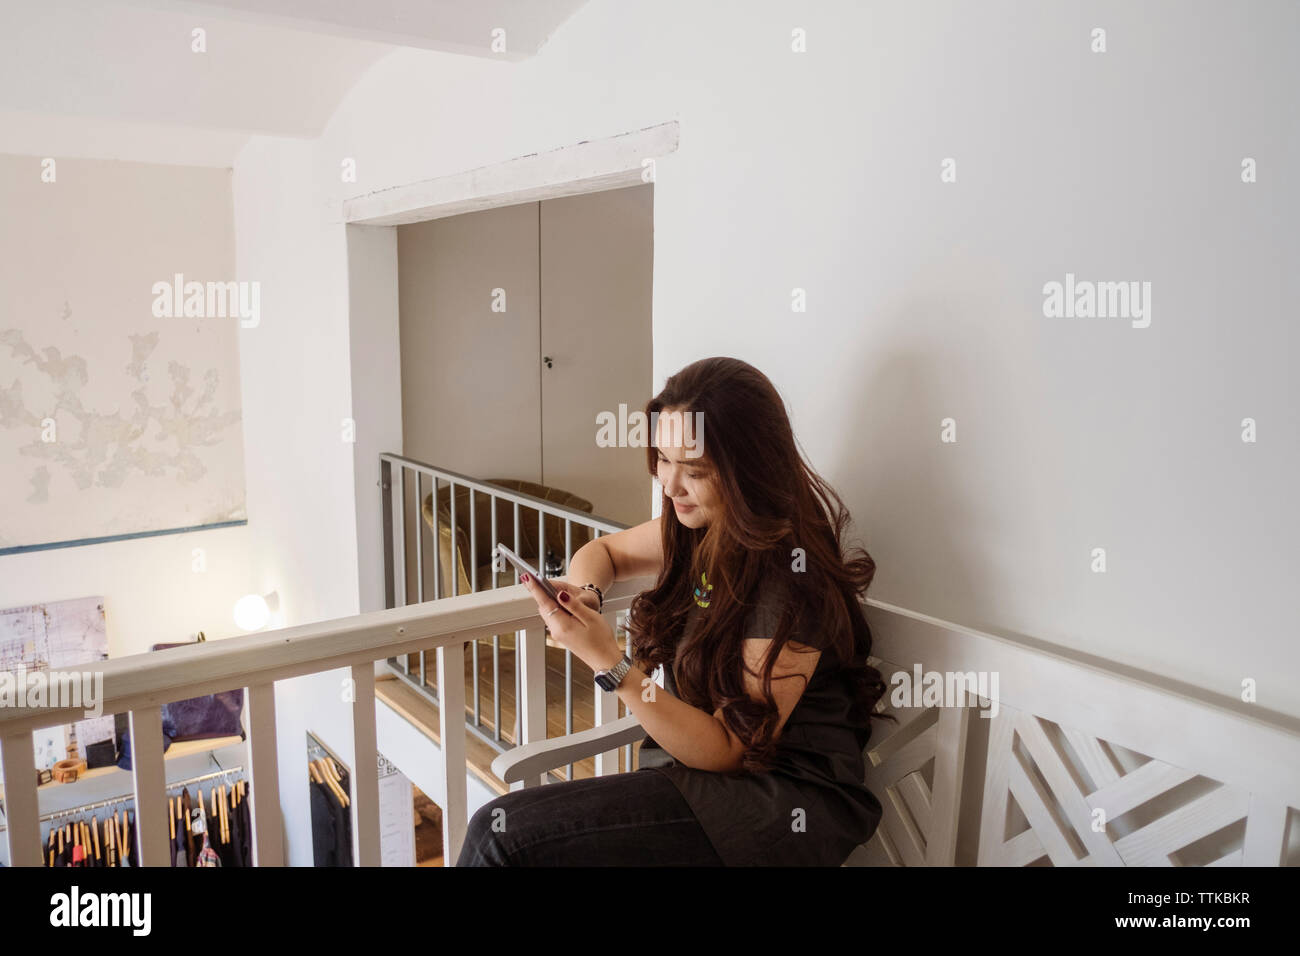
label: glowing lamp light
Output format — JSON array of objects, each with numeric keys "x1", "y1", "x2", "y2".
[{"x1": 234, "y1": 590, "x2": 279, "y2": 631}]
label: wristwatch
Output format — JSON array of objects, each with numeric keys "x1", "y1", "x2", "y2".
[{"x1": 594, "y1": 655, "x2": 632, "y2": 692}]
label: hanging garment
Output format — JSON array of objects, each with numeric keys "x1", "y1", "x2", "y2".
[
  {"x1": 212, "y1": 787, "x2": 237, "y2": 868},
  {"x1": 221, "y1": 786, "x2": 239, "y2": 867},
  {"x1": 309, "y1": 779, "x2": 338, "y2": 865},
  {"x1": 309, "y1": 777, "x2": 353, "y2": 866},
  {"x1": 170, "y1": 799, "x2": 188, "y2": 867},
  {"x1": 331, "y1": 773, "x2": 353, "y2": 866},
  {"x1": 191, "y1": 799, "x2": 221, "y2": 867},
  {"x1": 124, "y1": 810, "x2": 138, "y2": 867},
  {"x1": 225, "y1": 782, "x2": 249, "y2": 867},
  {"x1": 55, "y1": 825, "x2": 71, "y2": 867},
  {"x1": 181, "y1": 788, "x2": 197, "y2": 867},
  {"x1": 109, "y1": 814, "x2": 124, "y2": 868},
  {"x1": 196, "y1": 838, "x2": 221, "y2": 867},
  {"x1": 90, "y1": 816, "x2": 104, "y2": 868},
  {"x1": 235, "y1": 781, "x2": 252, "y2": 866}
]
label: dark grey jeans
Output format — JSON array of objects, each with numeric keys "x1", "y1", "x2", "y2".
[{"x1": 455, "y1": 766, "x2": 724, "y2": 866}]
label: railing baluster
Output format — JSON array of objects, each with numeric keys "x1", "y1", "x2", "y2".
[
  {"x1": 513, "y1": 500, "x2": 521, "y2": 750},
  {"x1": 470, "y1": 488, "x2": 480, "y2": 728},
  {"x1": 247, "y1": 681, "x2": 284, "y2": 866},
  {"x1": 395, "y1": 466, "x2": 407, "y2": 610},
  {"x1": 128, "y1": 706, "x2": 170, "y2": 866},
  {"x1": 437, "y1": 640, "x2": 468, "y2": 864},
  {"x1": 415, "y1": 470, "x2": 425, "y2": 603},
  {"x1": 489, "y1": 492, "x2": 498, "y2": 737},
  {"x1": 392, "y1": 465, "x2": 408, "y2": 671},
  {"x1": 565, "y1": 649, "x2": 574, "y2": 780},
  {"x1": 450, "y1": 481, "x2": 459, "y2": 597},
  {"x1": 381, "y1": 458, "x2": 395, "y2": 610},
  {"x1": 350, "y1": 664, "x2": 381, "y2": 867},
  {"x1": 493, "y1": 634, "x2": 501, "y2": 744},
  {"x1": 517, "y1": 624, "x2": 548, "y2": 789},
  {"x1": 595, "y1": 608, "x2": 621, "y2": 777},
  {"x1": 469, "y1": 488, "x2": 477, "y2": 593},
  {"x1": 416, "y1": 471, "x2": 426, "y2": 686},
  {"x1": 513, "y1": 501, "x2": 521, "y2": 571},
  {"x1": 430, "y1": 476, "x2": 440, "y2": 601},
  {"x1": 564, "y1": 516, "x2": 573, "y2": 779},
  {"x1": 0, "y1": 731, "x2": 42, "y2": 865},
  {"x1": 514, "y1": 644, "x2": 521, "y2": 750}
]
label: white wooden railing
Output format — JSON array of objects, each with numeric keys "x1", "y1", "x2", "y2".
[
  {"x1": 4, "y1": 583, "x2": 1297, "y2": 866},
  {"x1": 0, "y1": 575, "x2": 652, "y2": 868}
]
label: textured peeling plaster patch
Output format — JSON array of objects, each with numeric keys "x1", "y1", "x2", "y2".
[
  {"x1": 1, "y1": 327, "x2": 243, "y2": 514},
  {"x1": 0, "y1": 376, "x2": 41, "y2": 428},
  {"x1": 126, "y1": 332, "x2": 159, "y2": 381},
  {"x1": 27, "y1": 464, "x2": 50, "y2": 504},
  {"x1": 0, "y1": 328, "x2": 89, "y2": 392}
]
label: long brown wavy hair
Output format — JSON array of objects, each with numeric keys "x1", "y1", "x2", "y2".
[{"x1": 625, "y1": 357, "x2": 896, "y2": 773}]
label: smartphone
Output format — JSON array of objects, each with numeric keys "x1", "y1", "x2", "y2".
[{"x1": 494, "y1": 543, "x2": 572, "y2": 613}]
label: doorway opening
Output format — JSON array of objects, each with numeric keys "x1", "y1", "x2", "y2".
[{"x1": 346, "y1": 121, "x2": 678, "y2": 613}]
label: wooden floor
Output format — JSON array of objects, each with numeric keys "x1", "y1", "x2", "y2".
[{"x1": 377, "y1": 633, "x2": 647, "y2": 798}]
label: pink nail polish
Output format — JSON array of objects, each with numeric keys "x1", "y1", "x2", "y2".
[{"x1": 521, "y1": 573, "x2": 529, "y2": 583}]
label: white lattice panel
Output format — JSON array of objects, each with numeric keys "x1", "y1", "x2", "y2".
[
  {"x1": 846, "y1": 601, "x2": 1300, "y2": 868},
  {"x1": 857, "y1": 690, "x2": 970, "y2": 866},
  {"x1": 978, "y1": 704, "x2": 1296, "y2": 866}
]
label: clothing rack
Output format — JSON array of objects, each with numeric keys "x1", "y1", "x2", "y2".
[
  {"x1": 307, "y1": 740, "x2": 331, "y2": 762},
  {"x1": 0, "y1": 763, "x2": 247, "y2": 831},
  {"x1": 306, "y1": 735, "x2": 353, "y2": 867},
  {"x1": 37, "y1": 765, "x2": 246, "y2": 824},
  {"x1": 306, "y1": 734, "x2": 349, "y2": 785}
]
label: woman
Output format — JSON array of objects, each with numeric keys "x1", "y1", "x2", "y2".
[{"x1": 456, "y1": 356, "x2": 894, "y2": 867}]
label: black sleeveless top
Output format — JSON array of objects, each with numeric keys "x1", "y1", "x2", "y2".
[{"x1": 637, "y1": 575, "x2": 883, "y2": 866}]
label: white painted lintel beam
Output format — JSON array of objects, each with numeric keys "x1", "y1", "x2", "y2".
[{"x1": 343, "y1": 121, "x2": 679, "y2": 226}]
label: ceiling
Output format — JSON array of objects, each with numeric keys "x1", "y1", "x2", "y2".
[
  {"x1": 0, "y1": 0, "x2": 588, "y2": 162},
  {"x1": 119, "y1": 0, "x2": 591, "y2": 57}
]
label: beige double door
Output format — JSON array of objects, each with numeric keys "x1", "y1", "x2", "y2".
[{"x1": 397, "y1": 184, "x2": 653, "y2": 529}]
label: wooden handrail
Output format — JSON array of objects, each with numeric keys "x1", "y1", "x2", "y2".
[{"x1": 0, "y1": 577, "x2": 652, "y2": 737}]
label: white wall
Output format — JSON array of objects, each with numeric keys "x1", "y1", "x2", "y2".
[
  {"x1": 0, "y1": 153, "x2": 256, "y2": 654},
  {"x1": 0, "y1": 528, "x2": 256, "y2": 656},
  {"x1": 227, "y1": 0, "x2": 1300, "y2": 859},
  {"x1": 346, "y1": 224, "x2": 403, "y2": 615},
  {"x1": 231, "y1": 136, "x2": 364, "y2": 864}
]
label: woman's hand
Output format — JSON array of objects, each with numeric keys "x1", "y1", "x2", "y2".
[
  {"x1": 542, "y1": 577, "x2": 602, "y2": 613},
  {"x1": 520, "y1": 574, "x2": 621, "y2": 672}
]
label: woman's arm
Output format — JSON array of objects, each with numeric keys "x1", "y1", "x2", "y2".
[
  {"x1": 607, "y1": 638, "x2": 820, "y2": 773},
  {"x1": 561, "y1": 514, "x2": 664, "y2": 608}
]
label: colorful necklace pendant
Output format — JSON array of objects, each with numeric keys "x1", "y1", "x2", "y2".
[{"x1": 693, "y1": 571, "x2": 713, "y2": 609}]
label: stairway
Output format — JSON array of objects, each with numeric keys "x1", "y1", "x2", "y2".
[{"x1": 376, "y1": 633, "x2": 646, "y2": 796}]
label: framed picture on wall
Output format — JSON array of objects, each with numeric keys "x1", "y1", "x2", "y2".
[{"x1": 0, "y1": 595, "x2": 109, "y2": 769}]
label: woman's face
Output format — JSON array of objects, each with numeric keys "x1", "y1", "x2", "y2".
[{"x1": 653, "y1": 409, "x2": 717, "y2": 529}]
